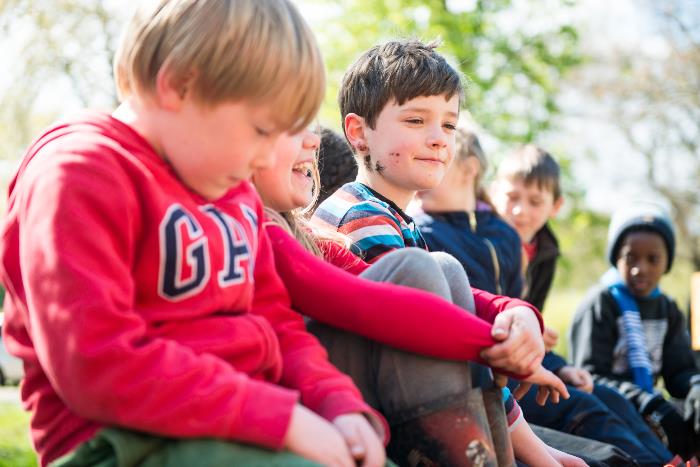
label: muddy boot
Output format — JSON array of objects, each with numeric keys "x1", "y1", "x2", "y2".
[
  {"x1": 387, "y1": 390, "x2": 498, "y2": 467},
  {"x1": 482, "y1": 388, "x2": 516, "y2": 467}
]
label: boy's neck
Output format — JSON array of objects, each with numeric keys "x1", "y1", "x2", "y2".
[
  {"x1": 112, "y1": 98, "x2": 165, "y2": 157},
  {"x1": 356, "y1": 172, "x2": 415, "y2": 211}
]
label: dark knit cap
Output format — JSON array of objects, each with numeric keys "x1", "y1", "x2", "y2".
[{"x1": 606, "y1": 202, "x2": 675, "y2": 272}]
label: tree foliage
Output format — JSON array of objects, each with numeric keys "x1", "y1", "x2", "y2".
[
  {"x1": 0, "y1": 0, "x2": 129, "y2": 160},
  {"x1": 0, "y1": 0, "x2": 581, "y2": 160},
  {"x1": 312, "y1": 0, "x2": 581, "y2": 142}
]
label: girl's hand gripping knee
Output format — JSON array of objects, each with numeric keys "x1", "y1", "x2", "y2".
[{"x1": 481, "y1": 305, "x2": 544, "y2": 375}]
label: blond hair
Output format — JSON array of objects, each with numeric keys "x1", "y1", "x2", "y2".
[{"x1": 114, "y1": 0, "x2": 325, "y2": 132}]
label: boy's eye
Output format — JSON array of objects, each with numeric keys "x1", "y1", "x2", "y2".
[
  {"x1": 254, "y1": 126, "x2": 272, "y2": 137},
  {"x1": 405, "y1": 118, "x2": 423, "y2": 125},
  {"x1": 443, "y1": 122, "x2": 457, "y2": 131}
]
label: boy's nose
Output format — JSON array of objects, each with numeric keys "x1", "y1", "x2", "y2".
[
  {"x1": 512, "y1": 203, "x2": 524, "y2": 216},
  {"x1": 426, "y1": 128, "x2": 448, "y2": 149}
]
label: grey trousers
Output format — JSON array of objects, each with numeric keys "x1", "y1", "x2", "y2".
[{"x1": 307, "y1": 248, "x2": 485, "y2": 425}]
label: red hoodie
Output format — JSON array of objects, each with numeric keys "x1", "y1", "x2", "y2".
[{"x1": 0, "y1": 112, "x2": 377, "y2": 466}]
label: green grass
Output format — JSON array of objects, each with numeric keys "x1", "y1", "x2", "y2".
[
  {"x1": 541, "y1": 288, "x2": 586, "y2": 360},
  {"x1": 0, "y1": 403, "x2": 36, "y2": 467}
]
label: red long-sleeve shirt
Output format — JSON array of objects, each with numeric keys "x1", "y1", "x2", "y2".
[
  {"x1": 265, "y1": 224, "x2": 542, "y2": 364},
  {"x1": 0, "y1": 113, "x2": 377, "y2": 466}
]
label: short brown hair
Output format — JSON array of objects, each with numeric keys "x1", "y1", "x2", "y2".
[
  {"x1": 338, "y1": 39, "x2": 463, "y2": 137},
  {"x1": 114, "y1": 0, "x2": 324, "y2": 133},
  {"x1": 497, "y1": 145, "x2": 562, "y2": 200}
]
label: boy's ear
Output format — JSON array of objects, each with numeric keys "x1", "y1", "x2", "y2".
[
  {"x1": 344, "y1": 113, "x2": 368, "y2": 153},
  {"x1": 463, "y1": 157, "x2": 480, "y2": 180},
  {"x1": 155, "y1": 67, "x2": 193, "y2": 111},
  {"x1": 550, "y1": 196, "x2": 564, "y2": 218}
]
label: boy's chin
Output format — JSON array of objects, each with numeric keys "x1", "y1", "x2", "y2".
[
  {"x1": 412, "y1": 178, "x2": 444, "y2": 191},
  {"x1": 628, "y1": 284, "x2": 656, "y2": 298}
]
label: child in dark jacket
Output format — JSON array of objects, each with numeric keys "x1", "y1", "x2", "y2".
[
  {"x1": 418, "y1": 129, "x2": 673, "y2": 465},
  {"x1": 571, "y1": 203, "x2": 700, "y2": 459},
  {"x1": 415, "y1": 127, "x2": 523, "y2": 298}
]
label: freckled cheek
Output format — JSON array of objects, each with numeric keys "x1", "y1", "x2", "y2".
[{"x1": 388, "y1": 152, "x2": 401, "y2": 164}]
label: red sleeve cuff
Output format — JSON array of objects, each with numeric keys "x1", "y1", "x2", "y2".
[{"x1": 228, "y1": 380, "x2": 299, "y2": 450}]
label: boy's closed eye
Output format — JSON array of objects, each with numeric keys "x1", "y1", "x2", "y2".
[{"x1": 404, "y1": 118, "x2": 423, "y2": 125}]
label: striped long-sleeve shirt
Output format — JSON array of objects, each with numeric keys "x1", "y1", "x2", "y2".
[{"x1": 311, "y1": 182, "x2": 427, "y2": 263}]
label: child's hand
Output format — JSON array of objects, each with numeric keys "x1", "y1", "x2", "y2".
[
  {"x1": 543, "y1": 326, "x2": 559, "y2": 352},
  {"x1": 545, "y1": 444, "x2": 589, "y2": 467},
  {"x1": 556, "y1": 366, "x2": 593, "y2": 393},
  {"x1": 684, "y1": 384, "x2": 700, "y2": 434},
  {"x1": 333, "y1": 413, "x2": 386, "y2": 467},
  {"x1": 284, "y1": 404, "x2": 355, "y2": 467},
  {"x1": 512, "y1": 366, "x2": 570, "y2": 405},
  {"x1": 481, "y1": 306, "x2": 544, "y2": 376}
]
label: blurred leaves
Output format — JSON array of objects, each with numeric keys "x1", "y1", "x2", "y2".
[
  {"x1": 0, "y1": 0, "x2": 128, "y2": 160},
  {"x1": 310, "y1": 0, "x2": 581, "y2": 142}
]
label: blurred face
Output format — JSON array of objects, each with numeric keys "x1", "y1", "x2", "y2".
[
  {"x1": 160, "y1": 98, "x2": 281, "y2": 200},
  {"x1": 350, "y1": 94, "x2": 459, "y2": 208},
  {"x1": 492, "y1": 178, "x2": 562, "y2": 243},
  {"x1": 417, "y1": 156, "x2": 478, "y2": 211},
  {"x1": 253, "y1": 128, "x2": 320, "y2": 212},
  {"x1": 616, "y1": 231, "x2": 668, "y2": 297}
]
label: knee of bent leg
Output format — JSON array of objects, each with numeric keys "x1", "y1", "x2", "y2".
[
  {"x1": 429, "y1": 251, "x2": 470, "y2": 283},
  {"x1": 383, "y1": 247, "x2": 439, "y2": 273}
]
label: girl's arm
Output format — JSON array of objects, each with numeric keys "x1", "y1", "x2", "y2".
[
  {"x1": 511, "y1": 422, "x2": 588, "y2": 467},
  {"x1": 267, "y1": 224, "x2": 535, "y2": 374}
]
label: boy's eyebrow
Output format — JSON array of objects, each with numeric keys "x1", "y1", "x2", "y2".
[{"x1": 399, "y1": 107, "x2": 459, "y2": 119}]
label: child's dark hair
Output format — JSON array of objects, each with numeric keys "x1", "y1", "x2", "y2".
[
  {"x1": 318, "y1": 127, "x2": 357, "y2": 205},
  {"x1": 497, "y1": 145, "x2": 562, "y2": 200},
  {"x1": 338, "y1": 39, "x2": 463, "y2": 142}
]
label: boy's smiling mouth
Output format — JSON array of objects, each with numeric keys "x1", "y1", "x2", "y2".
[{"x1": 414, "y1": 156, "x2": 446, "y2": 165}]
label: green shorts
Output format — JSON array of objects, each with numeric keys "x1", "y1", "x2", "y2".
[{"x1": 51, "y1": 427, "x2": 323, "y2": 467}]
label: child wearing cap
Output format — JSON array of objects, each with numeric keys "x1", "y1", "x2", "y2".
[{"x1": 570, "y1": 202, "x2": 700, "y2": 459}]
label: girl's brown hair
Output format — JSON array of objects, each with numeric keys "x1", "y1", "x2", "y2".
[{"x1": 454, "y1": 127, "x2": 497, "y2": 211}]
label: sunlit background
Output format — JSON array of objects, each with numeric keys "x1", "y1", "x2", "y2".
[{"x1": 0, "y1": 0, "x2": 698, "y2": 463}]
